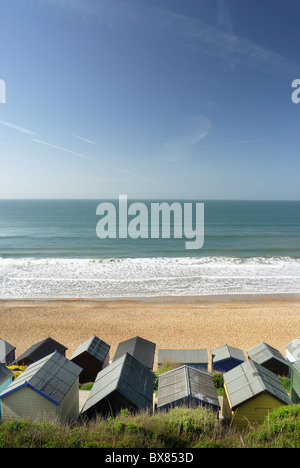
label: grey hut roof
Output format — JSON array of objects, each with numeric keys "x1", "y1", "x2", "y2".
[
  {"x1": 0, "y1": 364, "x2": 13, "y2": 386},
  {"x1": 13, "y1": 337, "x2": 68, "y2": 366},
  {"x1": 81, "y1": 353, "x2": 155, "y2": 418},
  {"x1": 158, "y1": 349, "x2": 208, "y2": 366},
  {"x1": 223, "y1": 360, "x2": 292, "y2": 410},
  {"x1": 0, "y1": 338, "x2": 16, "y2": 362},
  {"x1": 0, "y1": 352, "x2": 82, "y2": 405},
  {"x1": 286, "y1": 337, "x2": 300, "y2": 361},
  {"x1": 157, "y1": 365, "x2": 220, "y2": 410},
  {"x1": 211, "y1": 345, "x2": 246, "y2": 364},
  {"x1": 291, "y1": 360, "x2": 300, "y2": 374},
  {"x1": 113, "y1": 336, "x2": 156, "y2": 369},
  {"x1": 247, "y1": 342, "x2": 288, "y2": 367},
  {"x1": 71, "y1": 336, "x2": 110, "y2": 362}
]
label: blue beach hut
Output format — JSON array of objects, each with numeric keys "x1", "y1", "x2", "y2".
[
  {"x1": 0, "y1": 364, "x2": 13, "y2": 419},
  {"x1": 211, "y1": 345, "x2": 246, "y2": 373}
]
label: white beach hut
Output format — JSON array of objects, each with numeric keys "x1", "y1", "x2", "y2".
[{"x1": 286, "y1": 337, "x2": 300, "y2": 363}]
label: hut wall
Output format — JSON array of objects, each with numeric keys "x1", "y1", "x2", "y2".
[
  {"x1": 290, "y1": 366, "x2": 300, "y2": 404},
  {"x1": 262, "y1": 358, "x2": 289, "y2": 377},
  {"x1": 1, "y1": 387, "x2": 57, "y2": 422},
  {"x1": 0, "y1": 378, "x2": 12, "y2": 395},
  {"x1": 222, "y1": 386, "x2": 234, "y2": 423},
  {"x1": 5, "y1": 351, "x2": 15, "y2": 366},
  {"x1": 223, "y1": 389, "x2": 286, "y2": 430},
  {"x1": 0, "y1": 377, "x2": 13, "y2": 419},
  {"x1": 213, "y1": 359, "x2": 243, "y2": 373},
  {"x1": 58, "y1": 378, "x2": 80, "y2": 423},
  {"x1": 286, "y1": 349, "x2": 296, "y2": 363}
]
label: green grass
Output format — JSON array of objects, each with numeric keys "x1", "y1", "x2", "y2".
[
  {"x1": 1, "y1": 404, "x2": 300, "y2": 448},
  {"x1": 79, "y1": 383, "x2": 94, "y2": 391},
  {"x1": 1, "y1": 368, "x2": 292, "y2": 448}
]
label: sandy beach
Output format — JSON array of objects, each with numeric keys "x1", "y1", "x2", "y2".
[{"x1": 1, "y1": 295, "x2": 299, "y2": 370}]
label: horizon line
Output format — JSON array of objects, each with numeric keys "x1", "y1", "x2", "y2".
[{"x1": 1, "y1": 198, "x2": 300, "y2": 202}]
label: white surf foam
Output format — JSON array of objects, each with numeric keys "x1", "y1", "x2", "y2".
[{"x1": 0, "y1": 256, "x2": 300, "y2": 299}]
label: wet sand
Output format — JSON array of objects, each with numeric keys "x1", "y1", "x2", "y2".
[{"x1": 1, "y1": 295, "x2": 299, "y2": 370}]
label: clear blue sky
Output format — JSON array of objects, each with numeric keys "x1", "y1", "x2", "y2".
[{"x1": 1, "y1": 0, "x2": 300, "y2": 200}]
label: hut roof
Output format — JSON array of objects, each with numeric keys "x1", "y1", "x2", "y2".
[
  {"x1": 247, "y1": 342, "x2": 287, "y2": 367},
  {"x1": 0, "y1": 352, "x2": 82, "y2": 406},
  {"x1": 0, "y1": 338, "x2": 16, "y2": 361},
  {"x1": 223, "y1": 360, "x2": 292, "y2": 410},
  {"x1": 157, "y1": 365, "x2": 220, "y2": 410},
  {"x1": 158, "y1": 349, "x2": 208, "y2": 365},
  {"x1": 13, "y1": 337, "x2": 68, "y2": 366},
  {"x1": 0, "y1": 364, "x2": 13, "y2": 386},
  {"x1": 81, "y1": 353, "x2": 155, "y2": 417},
  {"x1": 286, "y1": 337, "x2": 300, "y2": 361},
  {"x1": 211, "y1": 345, "x2": 246, "y2": 364},
  {"x1": 113, "y1": 336, "x2": 156, "y2": 369},
  {"x1": 291, "y1": 360, "x2": 300, "y2": 374},
  {"x1": 71, "y1": 336, "x2": 110, "y2": 363}
]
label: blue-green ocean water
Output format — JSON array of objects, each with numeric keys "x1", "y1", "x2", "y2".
[{"x1": 0, "y1": 199, "x2": 300, "y2": 298}]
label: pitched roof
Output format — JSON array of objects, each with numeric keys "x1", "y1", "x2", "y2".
[
  {"x1": 158, "y1": 349, "x2": 208, "y2": 365},
  {"x1": 223, "y1": 360, "x2": 292, "y2": 410},
  {"x1": 157, "y1": 365, "x2": 220, "y2": 409},
  {"x1": 0, "y1": 352, "x2": 82, "y2": 406},
  {"x1": 291, "y1": 360, "x2": 300, "y2": 374},
  {"x1": 211, "y1": 345, "x2": 246, "y2": 364},
  {"x1": 13, "y1": 337, "x2": 68, "y2": 365},
  {"x1": 0, "y1": 338, "x2": 16, "y2": 361},
  {"x1": 81, "y1": 353, "x2": 155, "y2": 416},
  {"x1": 0, "y1": 364, "x2": 13, "y2": 386},
  {"x1": 71, "y1": 336, "x2": 110, "y2": 363},
  {"x1": 247, "y1": 342, "x2": 287, "y2": 367},
  {"x1": 286, "y1": 337, "x2": 300, "y2": 360},
  {"x1": 113, "y1": 336, "x2": 156, "y2": 369}
]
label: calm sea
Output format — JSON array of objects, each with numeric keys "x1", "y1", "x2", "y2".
[{"x1": 0, "y1": 199, "x2": 300, "y2": 298}]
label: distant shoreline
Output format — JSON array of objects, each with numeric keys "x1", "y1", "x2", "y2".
[{"x1": 1, "y1": 291, "x2": 300, "y2": 304}]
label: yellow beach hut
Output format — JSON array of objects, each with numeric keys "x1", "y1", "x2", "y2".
[{"x1": 222, "y1": 360, "x2": 292, "y2": 430}]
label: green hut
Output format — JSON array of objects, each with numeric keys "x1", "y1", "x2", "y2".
[{"x1": 290, "y1": 361, "x2": 300, "y2": 403}]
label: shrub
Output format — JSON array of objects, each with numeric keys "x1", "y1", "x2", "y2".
[
  {"x1": 7, "y1": 365, "x2": 27, "y2": 380},
  {"x1": 212, "y1": 373, "x2": 224, "y2": 390},
  {"x1": 246, "y1": 404, "x2": 300, "y2": 448},
  {"x1": 1, "y1": 404, "x2": 300, "y2": 448}
]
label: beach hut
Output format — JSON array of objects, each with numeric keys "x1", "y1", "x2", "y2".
[
  {"x1": 223, "y1": 360, "x2": 292, "y2": 430},
  {"x1": 81, "y1": 353, "x2": 155, "y2": 419},
  {"x1": 13, "y1": 337, "x2": 68, "y2": 367},
  {"x1": 70, "y1": 336, "x2": 111, "y2": 384},
  {"x1": 0, "y1": 338, "x2": 16, "y2": 365},
  {"x1": 290, "y1": 361, "x2": 300, "y2": 403},
  {"x1": 0, "y1": 351, "x2": 82, "y2": 423},
  {"x1": 113, "y1": 336, "x2": 156, "y2": 370},
  {"x1": 286, "y1": 337, "x2": 300, "y2": 363},
  {"x1": 0, "y1": 364, "x2": 13, "y2": 419},
  {"x1": 157, "y1": 365, "x2": 220, "y2": 413},
  {"x1": 157, "y1": 349, "x2": 208, "y2": 371},
  {"x1": 211, "y1": 345, "x2": 246, "y2": 373},
  {"x1": 247, "y1": 342, "x2": 290, "y2": 377}
]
